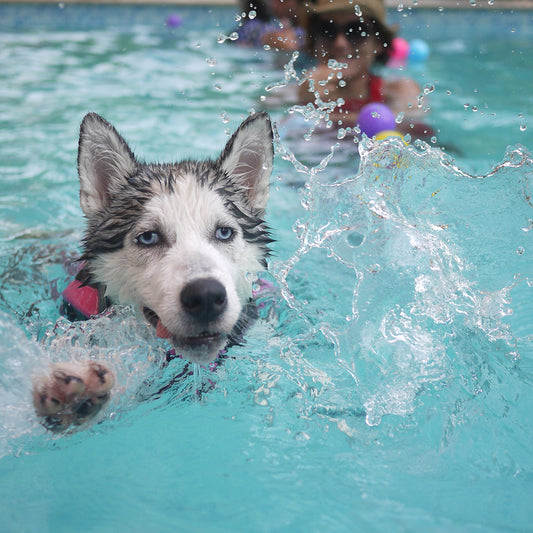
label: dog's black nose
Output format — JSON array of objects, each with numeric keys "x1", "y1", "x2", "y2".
[{"x1": 180, "y1": 278, "x2": 227, "y2": 323}]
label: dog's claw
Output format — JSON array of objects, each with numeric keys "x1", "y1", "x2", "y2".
[{"x1": 32, "y1": 361, "x2": 114, "y2": 432}]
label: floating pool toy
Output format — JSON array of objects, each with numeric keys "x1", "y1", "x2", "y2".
[
  {"x1": 389, "y1": 37, "x2": 410, "y2": 64},
  {"x1": 374, "y1": 130, "x2": 408, "y2": 145},
  {"x1": 357, "y1": 103, "x2": 397, "y2": 138},
  {"x1": 408, "y1": 39, "x2": 430, "y2": 64},
  {"x1": 166, "y1": 14, "x2": 183, "y2": 28}
]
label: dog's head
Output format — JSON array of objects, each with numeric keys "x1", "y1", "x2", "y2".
[{"x1": 77, "y1": 112, "x2": 273, "y2": 363}]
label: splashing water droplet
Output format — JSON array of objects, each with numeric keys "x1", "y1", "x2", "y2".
[
  {"x1": 423, "y1": 83, "x2": 435, "y2": 95},
  {"x1": 220, "y1": 111, "x2": 230, "y2": 124},
  {"x1": 395, "y1": 112, "x2": 405, "y2": 124},
  {"x1": 520, "y1": 124, "x2": 527, "y2": 132}
]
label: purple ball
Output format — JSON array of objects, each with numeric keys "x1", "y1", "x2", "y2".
[
  {"x1": 357, "y1": 103, "x2": 396, "y2": 138},
  {"x1": 166, "y1": 14, "x2": 183, "y2": 28}
]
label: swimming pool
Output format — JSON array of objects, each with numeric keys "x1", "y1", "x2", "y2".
[{"x1": 0, "y1": 3, "x2": 532, "y2": 531}]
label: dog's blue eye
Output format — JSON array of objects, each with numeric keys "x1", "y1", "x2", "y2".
[
  {"x1": 135, "y1": 231, "x2": 160, "y2": 246},
  {"x1": 215, "y1": 226, "x2": 234, "y2": 241}
]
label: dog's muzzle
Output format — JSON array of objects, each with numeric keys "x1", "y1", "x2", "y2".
[{"x1": 142, "y1": 277, "x2": 230, "y2": 361}]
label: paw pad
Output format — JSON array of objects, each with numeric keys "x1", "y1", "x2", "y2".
[{"x1": 32, "y1": 361, "x2": 114, "y2": 432}]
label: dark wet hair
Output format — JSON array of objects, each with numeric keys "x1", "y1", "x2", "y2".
[{"x1": 239, "y1": 0, "x2": 272, "y2": 22}]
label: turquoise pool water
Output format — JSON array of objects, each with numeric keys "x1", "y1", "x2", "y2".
[{"x1": 0, "y1": 4, "x2": 532, "y2": 531}]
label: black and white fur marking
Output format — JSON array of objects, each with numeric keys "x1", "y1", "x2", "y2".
[
  {"x1": 78, "y1": 111, "x2": 273, "y2": 364},
  {"x1": 33, "y1": 112, "x2": 273, "y2": 430}
]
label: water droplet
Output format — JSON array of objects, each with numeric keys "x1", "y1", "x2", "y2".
[
  {"x1": 397, "y1": 3, "x2": 404, "y2": 11},
  {"x1": 430, "y1": 136, "x2": 437, "y2": 143},
  {"x1": 206, "y1": 57, "x2": 217, "y2": 67},
  {"x1": 214, "y1": 84, "x2": 222, "y2": 91},
  {"x1": 337, "y1": 128, "x2": 347, "y2": 140},
  {"x1": 220, "y1": 111, "x2": 230, "y2": 123},
  {"x1": 395, "y1": 111, "x2": 405, "y2": 124},
  {"x1": 246, "y1": 271, "x2": 258, "y2": 283},
  {"x1": 346, "y1": 231, "x2": 364, "y2": 247},
  {"x1": 520, "y1": 124, "x2": 527, "y2": 132},
  {"x1": 249, "y1": 10, "x2": 257, "y2": 20},
  {"x1": 516, "y1": 246, "x2": 525, "y2": 255}
]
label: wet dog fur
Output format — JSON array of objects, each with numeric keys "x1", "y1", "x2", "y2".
[{"x1": 33, "y1": 112, "x2": 274, "y2": 430}]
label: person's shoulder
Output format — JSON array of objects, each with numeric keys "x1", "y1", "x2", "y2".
[
  {"x1": 384, "y1": 76, "x2": 420, "y2": 95},
  {"x1": 235, "y1": 19, "x2": 274, "y2": 47}
]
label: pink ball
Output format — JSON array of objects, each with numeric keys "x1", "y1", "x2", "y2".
[
  {"x1": 390, "y1": 37, "x2": 410, "y2": 61},
  {"x1": 357, "y1": 103, "x2": 397, "y2": 138}
]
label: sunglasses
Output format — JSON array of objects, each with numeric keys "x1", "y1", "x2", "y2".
[{"x1": 314, "y1": 19, "x2": 374, "y2": 45}]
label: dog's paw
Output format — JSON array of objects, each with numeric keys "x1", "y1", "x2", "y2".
[{"x1": 32, "y1": 361, "x2": 114, "y2": 432}]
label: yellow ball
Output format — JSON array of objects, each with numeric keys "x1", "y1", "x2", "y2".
[{"x1": 374, "y1": 130, "x2": 408, "y2": 145}]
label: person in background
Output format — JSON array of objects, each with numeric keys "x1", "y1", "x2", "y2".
[
  {"x1": 299, "y1": 0, "x2": 428, "y2": 134},
  {"x1": 234, "y1": 0, "x2": 306, "y2": 52},
  {"x1": 262, "y1": 0, "x2": 307, "y2": 52}
]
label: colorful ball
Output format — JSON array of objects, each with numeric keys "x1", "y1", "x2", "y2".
[
  {"x1": 166, "y1": 14, "x2": 183, "y2": 28},
  {"x1": 374, "y1": 130, "x2": 408, "y2": 145},
  {"x1": 357, "y1": 103, "x2": 397, "y2": 138},
  {"x1": 390, "y1": 37, "x2": 410, "y2": 61},
  {"x1": 409, "y1": 39, "x2": 430, "y2": 63}
]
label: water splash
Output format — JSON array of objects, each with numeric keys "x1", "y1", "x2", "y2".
[{"x1": 270, "y1": 135, "x2": 533, "y2": 428}]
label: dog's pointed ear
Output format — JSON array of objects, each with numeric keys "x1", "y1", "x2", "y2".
[
  {"x1": 218, "y1": 112, "x2": 273, "y2": 211},
  {"x1": 77, "y1": 113, "x2": 137, "y2": 217}
]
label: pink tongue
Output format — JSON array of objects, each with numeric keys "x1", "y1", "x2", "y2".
[{"x1": 156, "y1": 318, "x2": 173, "y2": 339}]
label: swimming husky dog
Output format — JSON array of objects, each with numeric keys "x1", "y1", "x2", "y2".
[{"x1": 33, "y1": 111, "x2": 274, "y2": 430}]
